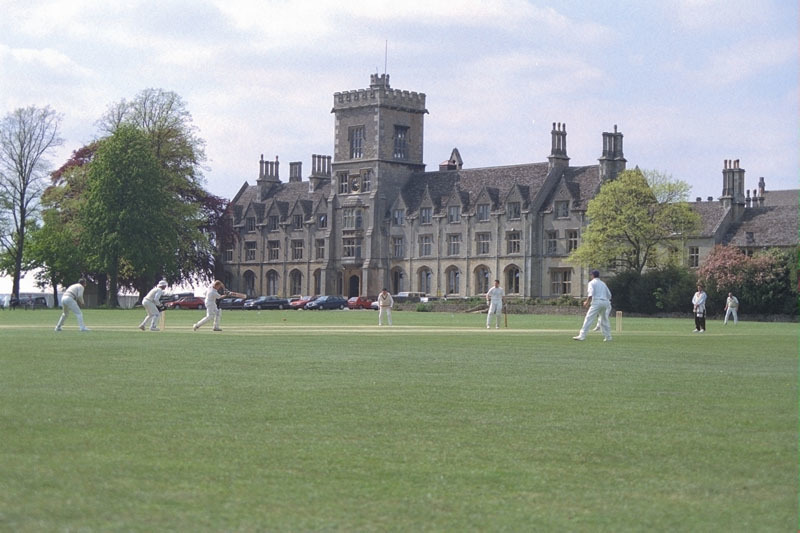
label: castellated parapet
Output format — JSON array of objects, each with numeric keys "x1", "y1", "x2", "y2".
[{"x1": 333, "y1": 75, "x2": 427, "y2": 114}]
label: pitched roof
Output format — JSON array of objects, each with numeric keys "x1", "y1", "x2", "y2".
[
  {"x1": 722, "y1": 205, "x2": 799, "y2": 247},
  {"x1": 690, "y1": 200, "x2": 728, "y2": 237},
  {"x1": 763, "y1": 189, "x2": 799, "y2": 207},
  {"x1": 234, "y1": 181, "x2": 330, "y2": 223},
  {"x1": 402, "y1": 163, "x2": 551, "y2": 214}
]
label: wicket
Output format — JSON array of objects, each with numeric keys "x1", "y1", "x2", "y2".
[
  {"x1": 615, "y1": 310, "x2": 622, "y2": 332},
  {"x1": 159, "y1": 310, "x2": 166, "y2": 331}
]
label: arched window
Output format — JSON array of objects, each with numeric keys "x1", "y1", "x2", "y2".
[
  {"x1": 266, "y1": 270, "x2": 279, "y2": 296},
  {"x1": 505, "y1": 265, "x2": 520, "y2": 294},
  {"x1": 243, "y1": 270, "x2": 256, "y2": 297},
  {"x1": 289, "y1": 270, "x2": 303, "y2": 296},
  {"x1": 445, "y1": 266, "x2": 460, "y2": 295},
  {"x1": 418, "y1": 268, "x2": 432, "y2": 295},
  {"x1": 475, "y1": 266, "x2": 490, "y2": 295},
  {"x1": 391, "y1": 268, "x2": 405, "y2": 294}
]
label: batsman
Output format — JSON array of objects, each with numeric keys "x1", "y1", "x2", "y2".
[{"x1": 193, "y1": 280, "x2": 246, "y2": 332}]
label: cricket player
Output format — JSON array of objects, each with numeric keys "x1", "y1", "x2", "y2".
[
  {"x1": 574, "y1": 270, "x2": 612, "y2": 341},
  {"x1": 54, "y1": 278, "x2": 89, "y2": 332},
  {"x1": 723, "y1": 292, "x2": 739, "y2": 325},
  {"x1": 139, "y1": 280, "x2": 168, "y2": 331},
  {"x1": 377, "y1": 288, "x2": 393, "y2": 326},
  {"x1": 193, "y1": 281, "x2": 245, "y2": 332},
  {"x1": 486, "y1": 279, "x2": 505, "y2": 329},
  {"x1": 692, "y1": 283, "x2": 707, "y2": 332}
]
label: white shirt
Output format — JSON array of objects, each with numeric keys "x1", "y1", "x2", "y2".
[
  {"x1": 64, "y1": 283, "x2": 85, "y2": 305},
  {"x1": 726, "y1": 296, "x2": 739, "y2": 309},
  {"x1": 587, "y1": 278, "x2": 611, "y2": 302},
  {"x1": 486, "y1": 286, "x2": 505, "y2": 304},
  {"x1": 205, "y1": 287, "x2": 223, "y2": 308},
  {"x1": 377, "y1": 292, "x2": 393, "y2": 308},
  {"x1": 692, "y1": 291, "x2": 707, "y2": 313},
  {"x1": 143, "y1": 286, "x2": 164, "y2": 304}
]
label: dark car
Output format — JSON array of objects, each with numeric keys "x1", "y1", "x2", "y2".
[
  {"x1": 243, "y1": 296, "x2": 290, "y2": 310},
  {"x1": 18, "y1": 296, "x2": 49, "y2": 309},
  {"x1": 305, "y1": 295, "x2": 348, "y2": 310},
  {"x1": 165, "y1": 296, "x2": 205, "y2": 310},
  {"x1": 218, "y1": 297, "x2": 246, "y2": 310},
  {"x1": 347, "y1": 296, "x2": 373, "y2": 310}
]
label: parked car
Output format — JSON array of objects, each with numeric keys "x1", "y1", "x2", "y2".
[
  {"x1": 243, "y1": 296, "x2": 290, "y2": 310},
  {"x1": 394, "y1": 291, "x2": 426, "y2": 303},
  {"x1": 370, "y1": 300, "x2": 380, "y2": 310},
  {"x1": 347, "y1": 296, "x2": 373, "y2": 310},
  {"x1": 160, "y1": 292, "x2": 194, "y2": 306},
  {"x1": 217, "y1": 297, "x2": 246, "y2": 310},
  {"x1": 165, "y1": 296, "x2": 205, "y2": 310},
  {"x1": 290, "y1": 295, "x2": 317, "y2": 310},
  {"x1": 18, "y1": 296, "x2": 48, "y2": 309},
  {"x1": 305, "y1": 295, "x2": 348, "y2": 310}
]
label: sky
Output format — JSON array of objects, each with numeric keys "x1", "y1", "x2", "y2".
[{"x1": 1, "y1": 0, "x2": 797, "y2": 293}]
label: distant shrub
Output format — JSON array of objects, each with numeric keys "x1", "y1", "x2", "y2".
[{"x1": 416, "y1": 303, "x2": 432, "y2": 312}]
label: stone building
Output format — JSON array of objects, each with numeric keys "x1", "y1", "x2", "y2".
[{"x1": 223, "y1": 73, "x2": 797, "y2": 299}]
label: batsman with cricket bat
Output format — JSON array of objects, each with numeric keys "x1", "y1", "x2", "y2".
[
  {"x1": 486, "y1": 279, "x2": 505, "y2": 329},
  {"x1": 193, "y1": 280, "x2": 246, "y2": 332}
]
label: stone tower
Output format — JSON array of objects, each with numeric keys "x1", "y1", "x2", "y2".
[{"x1": 329, "y1": 73, "x2": 428, "y2": 297}]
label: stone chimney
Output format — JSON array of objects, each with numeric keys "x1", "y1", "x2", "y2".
[
  {"x1": 309, "y1": 154, "x2": 332, "y2": 192},
  {"x1": 599, "y1": 124, "x2": 626, "y2": 181},
  {"x1": 548, "y1": 122, "x2": 569, "y2": 170},
  {"x1": 257, "y1": 154, "x2": 280, "y2": 199},
  {"x1": 720, "y1": 159, "x2": 745, "y2": 212},
  {"x1": 289, "y1": 161, "x2": 302, "y2": 183}
]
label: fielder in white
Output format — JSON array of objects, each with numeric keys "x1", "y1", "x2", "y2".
[
  {"x1": 486, "y1": 279, "x2": 505, "y2": 329},
  {"x1": 724, "y1": 292, "x2": 739, "y2": 325},
  {"x1": 193, "y1": 280, "x2": 245, "y2": 332},
  {"x1": 55, "y1": 278, "x2": 89, "y2": 332},
  {"x1": 574, "y1": 270, "x2": 612, "y2": 341},
  {"x1": 377, "y1": 288, "x2": 393, "y2": 326},
  {"x1": 139, "y1": 280, "x2": 168, "y2": 331}
]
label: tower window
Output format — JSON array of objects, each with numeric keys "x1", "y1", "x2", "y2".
[
  {"x1": 393, "y1": 125, "x2": 409, "y2": 159},
  {"x1": 338, "y1": 173, "x2": 349, "y2": 194},
  {"x1": 349, "y1": 126, "x2": 364, "y2": 159},
  {"x1": 361, "y1": 169, "x2": 372, "y2": 192}
]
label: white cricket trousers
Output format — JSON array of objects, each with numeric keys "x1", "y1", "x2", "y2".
[
  {"x1": 55, "y1": 295, "x2": 87, "y2": 330},
  {"x1": 195, "y1": 305, "x2": 221, "y2": 329},
  {"x1": 487, "y1": 302, "x2": 502, "y2": 328},
  {"x1": 724, "y1": 307, "x2": 738, "y2": 324},
  {"x1": 378, "y1": 306, "x2": 392, "y2": 326},
  {"x1": 139, "y1": 299, "x2": 161, "y2": 330},
  {"x1": 578, "y1": 299, "x2": 611, "y2": 340}
]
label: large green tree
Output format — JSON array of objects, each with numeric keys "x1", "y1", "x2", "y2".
[
  {"x1": 97, "y1": 88, "x2": 225, "y2": 294},
  {"x1": 0, "y1": 106, "x2": 63, "y2": 297},
  {"x1": 570, "y1": 169, "x2": 700, "y2": 274},
  {"x1": 82, "y1": 125, "x2": 176, "y2": 307}
]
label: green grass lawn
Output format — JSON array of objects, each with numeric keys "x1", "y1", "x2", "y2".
[{"x1": 1, "y1": 307, "x2": 797, "y2": 531}]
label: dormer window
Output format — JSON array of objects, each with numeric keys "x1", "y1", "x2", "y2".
[
  {"x1": 555, "y1": 200, "x2": 569, "y2": 218},
  {"x1": 508, "y1": 202, "x2": 521, "y2": 220},
  {"x1": 267, "y1": 215, "x2": 279, "y2": 231},
  {"x1": 246, "y1": 217, "x2": 255, "y2": 232},
  {"x1": 447, "y1": 205, "x2": 461, "y2": 223},
  {"x1": 477, "y1": 204, "x2": 490, "y2": 222},
  {"x1": 293, "y1": 214, "x2": 303, "y2": 229},
  {"x1": 420, "y1": 207, "x2": 432, "y2": 225}
]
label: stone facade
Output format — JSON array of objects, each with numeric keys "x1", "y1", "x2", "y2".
[{"x1": 222, "y1": 74, "x2": 797, "y2": 299}]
